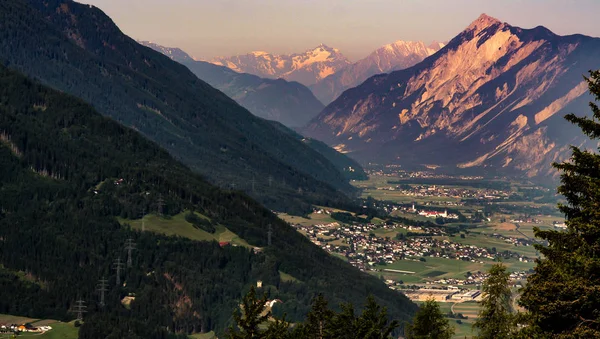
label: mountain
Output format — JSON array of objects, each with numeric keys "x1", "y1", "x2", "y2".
[
  {"x1": 267, "y1": 120, "x2": 368, "y2": 180},
  {"x1": 311, "y1": 41, "x2": 444, "y2": 104},
  {"x1": 211, "y1": 44, "x2": 351, "y2": 86},
  {"x1": 0, "y1": 64, "x2": 416, "y2": 337},
  {"x1": 0, "y1": 0, "x2": 357, "y2": 214},
  {"x1": 140, "y1": 41, "x2": 325, "y2": 127},
  {"x1": 304, "y1": 14, "x2": 600, "y2": 180}
]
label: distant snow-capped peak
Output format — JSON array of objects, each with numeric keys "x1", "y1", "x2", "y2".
[{"x1": 210, "y1": 44, "x2": 350, "y2": 86}]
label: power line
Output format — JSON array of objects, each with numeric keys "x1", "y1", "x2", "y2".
[
  {"x1": 157, "y1": 194, "x2": 165, "y2": 217},
  {"x1": 72, "y1": 299, "x2": 87, "y2": 321},
  {"x1": 97, "y1": 277, "x2": 108, "y2": 308},
  {"x1": 140, "y1": 206, "x2": 146, "y2": 232},
  {"x1": 113, "y1": 257, "x2": 124, "y2": 287},
  {"x1": 124, "y1": 239, "x2": 136, "y2": 268}
]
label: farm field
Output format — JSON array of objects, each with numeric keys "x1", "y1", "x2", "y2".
[
  {"x1": 118, "y1": 212, "x2": 251, "y2": 248},
  {"x1": 278, "y1": 212, "x2": 337, "y2": 227},
  {"x1": 444, "y1": 233, "x2": 539, "y2": 258},
  {"x1": 377, "y1": 255, "x2": 533, "y2": 284}
]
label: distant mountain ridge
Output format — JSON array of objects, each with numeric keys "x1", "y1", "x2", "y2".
[
  {"x1": 211, "y1": 44, "x2": 351, "y2": 86},
  {"x1": 139, "y1": 41, "x2": 325, "y2": 127},
  {"x1": 0, "y1": 63, "x2": 416, "y2": 337},
  {"x1": 310, "y1": 40, "x2": 444, "y2": 104},
  {"x1": 304, "y1": 14, "x2": 600, "y2": 180},
  {"x1": 0, "y1": 0, "x2": 357, "y2": 214}
]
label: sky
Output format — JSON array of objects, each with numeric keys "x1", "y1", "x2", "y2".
[{"x1": 80, "y1": 0, "x2": 600, "y2": 62}]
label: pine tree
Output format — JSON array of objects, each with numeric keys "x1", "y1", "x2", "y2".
[
  {"x1": 473, "y1": 264, "x2": 513, "y2": 338},
  {"x1": 225, "y1": 287, "x2": 273, "y2": 339},
  {"x1": 405, "y1": 298, "x2": 454, "y2": 339},
  {"x1": 355, "y1": 296, "x2": 399, "y2": 339},
  {"x1": 293, "y1": 294, "x2": 335, "y2": 339},
  {"x1": 519, "y1": 70, "x2": 600, "y2": 337}
]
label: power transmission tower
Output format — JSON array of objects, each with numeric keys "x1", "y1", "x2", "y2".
[
  {"x1": 157, "y1": 194, "x2": 165, "y2": 217},
  {"x1": 230, "y1": 182, "x2": 236, "y2": 190},
  {"x1": 113, "y1": 257, "x2": 124, "y2": 286},
  {"x1": 251, "y1": 177, "x2": 256, "y2": 193},
  {"x1": 97, "y1": 277, "x2": 108, "y2": 307},
  {"x1": 72, "y1": 299, "x2": 87, "y2": 321},
  {"x1": 267, "y1": 224, "x2": 272, "y2": 246},
  {"x1": 124, "y1": 239, "x2": 136, "y2": 268},
  {"x1": 298, "y1": 187, "x2": 303, "y2": 195},
  {"x1": 139, "y1": 206, "x2": 146, "y2": 232},
  {"x1": 268, "y1": 176, "x2": 273, "y2": 187}
]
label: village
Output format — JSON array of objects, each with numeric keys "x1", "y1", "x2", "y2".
[
  {"x1": 290, "y1": 209, "x2": 534, "y2": 284},
  {"x1": 376, "y1": 184, "x2": 512, "y2": 202}
]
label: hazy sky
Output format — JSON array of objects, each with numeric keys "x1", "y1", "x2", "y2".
[{"x1": 79, "y1": 0, "x2": 600, "y2": 62}]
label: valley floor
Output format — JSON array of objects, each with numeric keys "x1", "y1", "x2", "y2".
[{"x1": 280, "y1": 170, "x2": 564, "y2": 338}]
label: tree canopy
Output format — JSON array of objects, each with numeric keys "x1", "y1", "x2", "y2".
[{"x1": 519, "y1": 70, "x2": 600, "y2": 337}]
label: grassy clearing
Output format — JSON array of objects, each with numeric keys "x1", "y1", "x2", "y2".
[
  {"x1": 452, "y1": 318, "x2": 476, "y2": 338},
  {"x1": 118, "y1": 212, "x2": 251, "y2": 248},
  {"x1": 279, "y1": 271, "x2": 300, "y2": 283},
  {"x1": 277, "y1": 212, "x2": 337, "y2": 227},
  {"x1": 0, "y1": 315, "x2": 78, "y2": 339},
  {"x1": 33, "y1": 322, "x2": 79, "y2": 339}
]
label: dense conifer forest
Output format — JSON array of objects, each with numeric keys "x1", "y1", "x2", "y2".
[
  {"x1": 0, "y1": 0, "x2": 362, "y2": 215},
  {"x1": 0, "y1": 65, "x2": 416, "y2": 337}
]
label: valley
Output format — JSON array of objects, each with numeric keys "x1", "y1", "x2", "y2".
[
  {"x1": 280, "y1": 167, "x2": 565, "y2": 337},
  {"x1": 0, "y1": 0, "x2": 597, "y2": 337}
]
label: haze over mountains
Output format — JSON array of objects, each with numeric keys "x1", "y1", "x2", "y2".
[
  {"x1": 0, "y1": 0, "x2": 364, "y2": 214},
  {"x1": 208, "y1": 40, "x2": 446, "y2": 104},
  {"x1": 304, "y1": 14, "x2": 600, "y2": 180},
  {"x1": 311, "y1": 40, "x2": 445, "y2": 104},
  {"x1": 140, "y1": 41, "x2": 325, "y2": 127},
  {"x1": 210, "y1": 44, "x2": 352, "y2": 86}
]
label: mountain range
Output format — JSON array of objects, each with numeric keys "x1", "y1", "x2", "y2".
[
  {"x1": 311, "y1": 41, "x2": 444, "y2": 104},
  {"x1": 0, "y1": 63, "x2": 415, "y2": 337},
  {"x1": 0, "y1": 0, "x2": 362, "y2": 214},
  {"x1": 139, "y1": 41, "x2": 325, "y2": 127},
  {"x1": 210, "y1": 44, "x2": 352, "y2": 86},
  {"x1": 304, "y1": 14, "x2": 600, "y2": 180}
]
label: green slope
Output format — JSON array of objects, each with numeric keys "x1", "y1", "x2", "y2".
[
  {"x1": 0, "y1": 66, "x2": 416, "y2": 337},
  {"x1": 0, "y1": 0, "x2": 355, "y2": 214}
]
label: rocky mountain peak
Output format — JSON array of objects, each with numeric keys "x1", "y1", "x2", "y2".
[
  {"x1": 210, "y1": 44, "x2": 350, "y2": 86},
  {"x1": 466, "y1": 13, "x2": 504, "y2": 33},
  {"x1": 304, "y1": 14, "x2": 600, "y2": 180}
]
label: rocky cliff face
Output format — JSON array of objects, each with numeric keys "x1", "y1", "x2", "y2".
[
  {"x1": 304, "y1": 14, "x2": 600, "y2": 179},
  {"x1": 210, "y1": 44, "x2": 351, "y2": 86},
  {"x1": 310, "y1": 41, "x2": 443, "y2": 104}
]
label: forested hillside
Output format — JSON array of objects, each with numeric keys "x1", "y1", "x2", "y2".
[
  {"x1": 268, "y1": 121, "x2": 368, "y2": 181},
  {"x1": 0, "y1": 65, "x2": 416, "y2": 337},
  {"x1": 0, "y1": 0, "x2": 356, "y2": 214}
]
